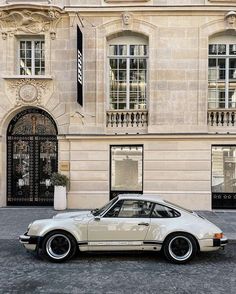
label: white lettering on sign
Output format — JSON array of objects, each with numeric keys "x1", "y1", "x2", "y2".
[{"x1": 78, "y1": 50, "x2": 82, "y2": 85}]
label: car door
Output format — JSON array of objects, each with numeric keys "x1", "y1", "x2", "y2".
[{"x1": 87, "y1": 199, "x2": 153, "y2": 251}]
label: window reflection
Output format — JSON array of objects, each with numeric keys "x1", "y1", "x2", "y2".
[
  {"x1": 111, "y1": 146, "x2": 143, "y2": 192},
  {"x1": 212, "y1": 146, "x2": 236, "y2": 193}
]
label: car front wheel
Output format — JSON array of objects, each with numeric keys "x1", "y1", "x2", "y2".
[
  {"x1": 41, "y1": 231, "x2": 77, "y2": 262},
  {"x1": 163, "y1": 233, "x2": 198, "y2": 264}
]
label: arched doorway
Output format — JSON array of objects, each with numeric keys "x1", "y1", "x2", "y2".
[{"x1": 7, "y1": 108, "x2": 58, "y2": 206}]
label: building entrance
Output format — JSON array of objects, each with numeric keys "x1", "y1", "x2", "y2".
[{"x1": 7, "y1": 108, "x2": 58, "y2": 206}]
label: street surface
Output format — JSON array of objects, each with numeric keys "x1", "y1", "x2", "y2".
[{"x1": 0, "y1": 240, "x2": 235, "y2": 294}]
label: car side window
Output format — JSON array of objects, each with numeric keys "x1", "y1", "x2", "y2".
[
  {"x1": 151, "y1": 204, "x2": 180, "y2": 218},
  {"x1": 104, "y1": 200, "x2": 153, "y2": 218},
  {"x1": 103, "y1": 200, "x2": 123, "y2": 217}
]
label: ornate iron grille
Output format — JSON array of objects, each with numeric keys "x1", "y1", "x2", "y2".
[{"x1": 7, "y1": 109, "x2": 58, "y2": 206}]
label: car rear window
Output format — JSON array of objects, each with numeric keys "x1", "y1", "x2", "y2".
[{"x1": 151, "y1": 203, "x2": 180, "y2": 218}]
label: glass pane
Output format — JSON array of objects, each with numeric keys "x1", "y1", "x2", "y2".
[
  {"x1": 229, "y1": 90, "x2": 236, "y2": 108},
  {"x1": 20, "y1": 50, "x2": 25, "y2": 59},
  {"x1": 35, "y1": 68, "x2": 41, "y2": 75},
  {"x1": 26, "y1": 50, "x2": 31, "y2": 58},
  {"x1": 209, "y1": 58, "x2": 216, "y2": 67},
  {"x1": 110, "y1": 59, "x2": 117, "y2": 69},
  {"x1": 35, "y1": 51, "x2": 41, "y2": 59},
  {"x1": 116, "y1": 200, "x2": 152, "y2": 218},
  {"x1": 130, "y1": 45, "x2": 147, "y2": 56},
  {"x1": 111, "y1": 146, "x2": 143, "y2": 191},
  {"x1": 229, "y1": 44, "x2": 236, "y2": 55},
  {"x1": 12, "y1": 140, "x2": 30, "y2": 201},
  {"x1": 229, "y1": 59, "x2": 236, "y2": 80},
  {"x1": 109, "y1": 45, "x2": 117, "y2": 55},
  {"x1": 212, "y1": 146, "x2": 236, "y2": 193},
  {"x1": 151, "y1": 204, "x2": 178, "y2": 218},
  {"x1": 34, "y1": 41, "x2": 41, "y2": 50},
  {"x1": 139, "y1": 59, "x2": 147, "y2": 69},
  {"x1": 20, "y1": 41, "x2": 26, "y2": 50},
  {"x1": 35, "y1": 59, "x2": 40, "y2": 67},
  {"x1": 130, "y1": 59, "x2": 138, "y2": 69},
  {"x1": 119, "y1": 70, "x2": 126, "y2": 80},
  {"x1": 218, "y1": 44, "x2": 226, "y2": 55},
  {"x1": 208, "y1": 89, "x2": 226, "y2": 108},
  {"x1": 218, "y1": 59, "x2": 225, "y2": 68},
  {"x1": 110, "y1": 69, "x2": 118, "y2": 81},
  {"x1": 209, "y1": 44, "x2": 217, "y2": 55},
  {"x1": 26, "y1": 41, "x2": 32, "y2": 50},
  {"x1": 119, "y1": 59, "x2": 126, "y2": 69},
  {"x1": 118, "y1": 45, "x2": 127, "y2": 56}
]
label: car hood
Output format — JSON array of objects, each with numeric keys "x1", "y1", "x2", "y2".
[{"x1": 53, "y1": 210, "x2": 92, "y2": 219}]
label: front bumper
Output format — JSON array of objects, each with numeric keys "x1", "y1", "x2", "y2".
[{"x1": 19, "y1": 233, "x2": 41, "y2": 251}]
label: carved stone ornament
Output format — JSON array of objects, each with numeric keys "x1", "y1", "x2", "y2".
[
  {"x1": 19, "y1": 84, "x2": 38, "y2": 103},
  {"x1": 0, "y1": 8, "x2": 62, "y2": 39},
  {"x1": 225, "y1": 11, "x2": 236, "y2": 29},
  {"x1": 121, "y1": 11, "x2": 133, "y2": 27},
  {"x1": 8, "y1": 79, "x2": 48, "y2": 106}
]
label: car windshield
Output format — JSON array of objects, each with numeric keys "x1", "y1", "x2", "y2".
[
  {"x1": 91, "y1": 197, "x2": 118, "y2": 216},
  {"x1": 164, "y1": 200, "x2": 194, "y2": 214}
]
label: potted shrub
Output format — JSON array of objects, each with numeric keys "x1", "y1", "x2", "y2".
[{"x1": 51, "y1": 172, "x2": 69, "y2": 210}]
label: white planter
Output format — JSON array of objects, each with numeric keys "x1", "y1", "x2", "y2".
[{"x1": 54, "y1": 186, "x2": 67, "y2": 210}]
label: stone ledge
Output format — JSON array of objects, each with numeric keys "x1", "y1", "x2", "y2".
[{"x1": 2, "y1": 75, "x2": 53, "y2": 80}]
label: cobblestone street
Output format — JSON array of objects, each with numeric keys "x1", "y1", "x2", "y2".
[
  {"x1": 0, "y1": 208, "x2": 236, "y2": 294},
  {"x1": 0, "y1": 240, "x2": 235, "y2": 294}
]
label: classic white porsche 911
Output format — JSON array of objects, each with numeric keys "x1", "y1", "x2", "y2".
[{"x1": 19, "y1": 194, "x2": 228, "y2": 264}]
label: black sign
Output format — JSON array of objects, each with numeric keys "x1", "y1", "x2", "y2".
[{"x1": 77, "y1": 25, "x2": 83, "y2": 106}]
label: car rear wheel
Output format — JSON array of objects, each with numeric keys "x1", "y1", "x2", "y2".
[
  {"x1": 163, "y1": 233, "x2": 198, "y2": 264},
  {"x1": 42, "y1": 231, "x2": 77, "y2": 262}
]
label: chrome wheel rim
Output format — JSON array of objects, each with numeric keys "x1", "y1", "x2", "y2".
[
  {"x1": 46, "y1": 234, "x2": 71, "y2": 260},
  {"x1": 168, "y1": 236, "x2": 193, "y2": 261}
]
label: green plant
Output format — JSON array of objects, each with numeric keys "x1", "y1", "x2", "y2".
[{"x1": 51, "y1": 172, "x2": 69, "y2": 187}]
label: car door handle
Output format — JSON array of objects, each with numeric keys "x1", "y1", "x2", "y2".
[{"x1": 138, "y1": 222, "x2": 149, "y2": 226}]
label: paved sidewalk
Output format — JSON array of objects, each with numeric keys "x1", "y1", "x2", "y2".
[{"x1": 0, "y1": 207, "x2": 235, "y2": 241}]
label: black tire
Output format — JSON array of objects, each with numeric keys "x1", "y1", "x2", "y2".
[
  {"x1": 41, "y1": 230, "x2": 77, "y2": 262},
  {"x1": 163, "y1": 233, "x2": 198, "y2": 264}
]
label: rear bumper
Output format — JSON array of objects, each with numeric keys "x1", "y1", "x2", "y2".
[
  {"x1": 199, "y1": 237, "x2": 228, "y2": 252},
  {"x1": 19, "y1": 233, "x2": 41, "y2": 251}
]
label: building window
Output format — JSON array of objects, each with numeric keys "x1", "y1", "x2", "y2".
[
  {"x1": 19, "y1": 39, "x2": 45, "y2": 75},
  {"x1": 110, "y1": 145, "x2": 143, "y2": 198},
  {"x1": 208, "y1": 43, "x2": 236, "y2": 108},
  {"x1": 212, "y1": 145, "x2": 236, "y2": 209},
  {"x1": 108, "y1": 35, "x2": 148, "y2": 110},
  {"x1": 212, "y1": 146, "x2": 236, "y2": 193}
]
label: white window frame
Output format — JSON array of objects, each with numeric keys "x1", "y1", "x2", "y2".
[
  {"x1": 18, "y1": 37, "x2": 45, "y2": 76},
  {"x1": 107, "y1": 35, "x2": 148, "y2": 110},
  {"x1": 208, "y1": 35, "x2": 236, "y2": 109}
]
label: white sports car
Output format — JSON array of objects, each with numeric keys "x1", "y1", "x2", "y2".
[{"x1": 19, "y1": 194, "x2": 228, "y2": 264}]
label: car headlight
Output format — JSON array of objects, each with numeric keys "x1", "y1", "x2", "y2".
[{"x1": 214, "y1": 233, "x2": 224, "y2": 239}]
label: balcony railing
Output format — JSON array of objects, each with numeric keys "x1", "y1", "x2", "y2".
[
  {"x1": 106, "y1": 109, "x2": 148, "y2": 128},
  {"x1": 208, "y1": 109, "x2": 236, "y2": 126}
]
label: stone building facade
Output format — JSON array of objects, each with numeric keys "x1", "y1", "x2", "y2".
[{"x1": 0, "y1": 0, "x2": 236, "y2": 210}]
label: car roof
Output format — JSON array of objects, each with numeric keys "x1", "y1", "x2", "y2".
[{"x1": 117, "y1": 194, "x2": 166, "y2": 204}]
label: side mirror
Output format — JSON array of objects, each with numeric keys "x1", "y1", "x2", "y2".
[{"x1": 94, "y1": 216, "x2": 101, "y2": 221}]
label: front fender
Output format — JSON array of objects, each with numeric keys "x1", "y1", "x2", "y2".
[{"x1": 28, "y1": 219, "x2": 87, "y2": 242}]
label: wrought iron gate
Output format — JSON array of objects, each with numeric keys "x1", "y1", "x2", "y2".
[{"x1": 7, "y1": 109, "x2": 58, "y2": 206}]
